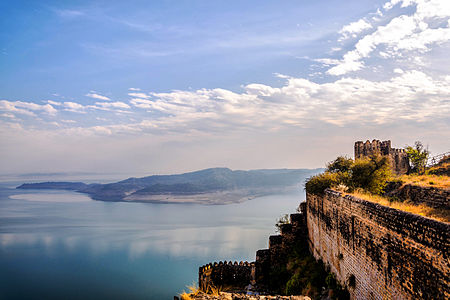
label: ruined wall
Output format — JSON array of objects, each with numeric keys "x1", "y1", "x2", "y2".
[
  {"x1": 354, "y1": 139, "x2": 410, "y2": 175},
  {"x1": 384, "y1": 182, "x2": 450, "y2": 209},
  {"x1": 307, "y1": 189, "x2": 449, "y2": 299},
  {"x1": 255, "y1": 209, "x2": 309, "y2": 292},
  {"x1": 198, "y1": 261, "x2": 254, "y2": 292}
]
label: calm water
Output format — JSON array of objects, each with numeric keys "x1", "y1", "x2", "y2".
[{"x1": 0, "y1": 179, "x2": 305, "y2": 299}]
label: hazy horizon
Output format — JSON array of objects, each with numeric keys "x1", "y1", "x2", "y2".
[{"x1": 1, "y1": 0, "x2": 449, "y2": 175}]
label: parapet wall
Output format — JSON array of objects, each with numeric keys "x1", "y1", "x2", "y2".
[
  {"x1": 307, "y1": 189, "x2": 449, "y2": 299},
  {"x1": 384, "y1": 181, "x2": 450, "y2": 210},
  {"x1": 198, "y1": 261, "x2": 254, "y2": 292},
  {"x1": 254, "y1": 208, "x2": 309, "y2": 292}
]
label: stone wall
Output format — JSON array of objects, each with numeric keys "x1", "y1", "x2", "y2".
[
  {"x1": 198, "y1": 261, "x2": 254, "y2": 292},
  {"x1": 307, "y1": 189, "x2": 449, "y2": 299},
  {"x1": 384, "y1": 182, "x2": 450, "y2": 209},
  {"x1": 254, "y1": 207, "x2": 309, "y2": 292},
  {"x1": 354, "y1": 139, "x2": 410, "y2": 175}
]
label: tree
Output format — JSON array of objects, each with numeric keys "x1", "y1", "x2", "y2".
[
  {"x1": 326, "y1": 156, "x2": 353, "y2": 173},
  {"x1": 350, "y1": 155, "x2": 392, "y2": 194},
  {"x1": 405, "y1": 141, "x2": 430, "y2": 174},
  {"x1": 305, "y1": 154, "x2": 392, "y2": 195}
]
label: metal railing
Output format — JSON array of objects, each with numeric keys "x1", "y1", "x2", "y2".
[{"x1": 426, "y1": 152, "x2": 450, "y2": 167}]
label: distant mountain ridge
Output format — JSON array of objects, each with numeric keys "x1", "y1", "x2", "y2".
[{"x1": 17, "y1": 167, "x2": 323, "y2": 204}]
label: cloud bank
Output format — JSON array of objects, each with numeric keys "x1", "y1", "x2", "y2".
[{"x1": 0, "y1": 0, "x2": 449, "y2": 174}]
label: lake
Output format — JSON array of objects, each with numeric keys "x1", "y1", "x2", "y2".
[{"x1": 0, "y1": 178, "x2": 305, "y2": 299}]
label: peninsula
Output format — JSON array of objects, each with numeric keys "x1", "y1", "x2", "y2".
[{"x1": 17, "y1": 167, "x2": 322, "y2": 205}]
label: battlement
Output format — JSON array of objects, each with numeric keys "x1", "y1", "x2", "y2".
[
  {"x1": 355, "y1": 139, "x2": 410, "y2": 175},
  {"x1": 198, "y1": 207, "x2": 309, "y2": 294},
  {"x1": 198, "y1": 261, "x2": 255, "y2": 292}
]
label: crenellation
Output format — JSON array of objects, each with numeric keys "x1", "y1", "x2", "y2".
[
  {"x1": 269, "y1": 235, "x2": 283, "y2": 248},
  {"x1": 354, "y1": 139, "x2": 410, "y2": 175},
  {"x1": 198, "y1": 260, "x2": 255, "y2": 292},
  {"x1": 197, "y1": 140, "x2": 447, "y2": 299}
]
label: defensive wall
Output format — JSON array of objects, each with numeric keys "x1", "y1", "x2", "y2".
[
  {"x1": 198, "y1": 206, "x2": 309, "y2": 293},
  {"x1": 385, "y1": 181, "x2": 450, "y2": 209},
  {"x1": 307, "y1": 189, "x2": 449, "y2": 299},
  {"x1": 197, "y1": 139, "x2": 448, "y2": 299},
  {"x1": 198, "y1": 261, "x2": 254, "y2": 292},
  {"x1": 354, "y1": 140, "x2": 410, "y2": 175}
]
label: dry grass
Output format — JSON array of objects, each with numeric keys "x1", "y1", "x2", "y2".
[
  {"x1": 179, "y1": 283, "x2": 224, "y2": 299},
  {"x1": 397, "y1": 174, "x2": 450, "y2": 189},
  {"x1": 180, "y1": 283, "x2": 200, "y2": 300},
  {"x1": 348, "y1": 190, "x2": 449, "y2": 223}
]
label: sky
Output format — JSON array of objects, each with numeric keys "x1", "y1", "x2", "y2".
[{"x1": 0, "y1": 0, "x2": 449, "y2": 175}]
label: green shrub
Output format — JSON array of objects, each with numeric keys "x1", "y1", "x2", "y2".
[
  {"x1": 284, "y1": 243, "x2": 327, "y2": 298},
  {"x1": 306, "y1": 154, "x2": 392, "y2": 195},
  {"x1": 406, "y1": 141, "x2": 429, "y2": 174},
  {"x1": 327, "y1": 156, "x2": 353, "y2": 173},
  {"x1": 350, "y1": 155, "x2": 391, "y2": 194},
  {"x1": 305, "y1": 172, "x2": 340, "y2": 195}
]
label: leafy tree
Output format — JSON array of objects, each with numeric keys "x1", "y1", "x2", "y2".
[
  {"x1": 405, "y1": 141, "x2": 430, "y2": 174},
  {"x1": 326, "y1": 156, "x2": 353, "y2": 173},
  {"x1": 305, "y1": 172, "x2": 340, "y2": 195},
  {"x1": 350, "y1": 155, "x2": 392, "y2": 194},
  {"x1": 305, "y1": 155, "x2": 392, "y2": 195}
]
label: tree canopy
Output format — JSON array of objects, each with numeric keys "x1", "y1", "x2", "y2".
[{"x1": 405, "y1": 141, "x2": 429, "y2": 174}]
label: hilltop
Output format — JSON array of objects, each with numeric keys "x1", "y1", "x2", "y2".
[{"x1": 17, "y1": 167, "x2": 322, "y2": 204}]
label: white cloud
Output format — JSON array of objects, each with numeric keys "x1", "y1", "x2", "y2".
[
  {"x1": 85, "y1": 92, "x2": 111, "y2": 101},
  {"x1": 77, "y1": 71, "x2": 447, "y2": 135},
  {"x1": 47, "y1": 100, "x2": 62, "y2": 106},
  {"x1": 61, "y1": 119, "x2": 76, "y2": 123},
  {"x1": 94, "y1": 101, "x2": 131, "y2": 109},
  {"x1": 5, "y1": 69, "x2": 448, "y2": 138},
  {"x1": 63, "y1": 102, "x2": 86, "y2": 113},
  {"x1": 130, "y1": 98, "x2": 153, "y2": 109},
  {"x1": 128, "y1": 88, "x2": 141, "y2": 91},
  {"x1": 0, "y1": 100, "x2": 57, "y2": 116},
  {"x1": 328, "y1": 0, "x2": 450, "y2": 75},
  {"x1": 339, "y1": 19, "x2": 372, "y2": 39}
]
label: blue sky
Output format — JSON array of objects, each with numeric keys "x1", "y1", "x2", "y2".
[{"x1": 1, "y1": 0, "x2": 449, "y2": 174}]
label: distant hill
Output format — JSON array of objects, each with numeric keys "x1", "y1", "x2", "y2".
[{"x1": 17, "y1": 167, "x2": 323, "y2": 204}]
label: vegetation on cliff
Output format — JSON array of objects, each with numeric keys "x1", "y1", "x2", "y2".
[
  {"x1": 405, "y1": 141, "x2": 429, "y2": 174},
  {"x1": 305, "y1": 155, "x2": 391, "y2": 195},
  {"x1": 271, "y1": 233, "x2": 349, "y2": 299},
  {"x1": 305, "y1": 152, "x2": 449, "y2": 222}
]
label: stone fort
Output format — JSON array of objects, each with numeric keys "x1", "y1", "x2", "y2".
[
  {"x1": 354, "y1": 139, "x2": 409, "y2": 175},
  {"x1": 197, "y1": 140, "x2": 449, "y2": 299}
]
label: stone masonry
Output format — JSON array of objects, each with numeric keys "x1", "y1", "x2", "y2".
[
  {"x1": 307, "y1": 189, "x2": 449, "y2": 299},
  {"x1": 354, "y1": 139, "x2": 410, "y2": 175}
]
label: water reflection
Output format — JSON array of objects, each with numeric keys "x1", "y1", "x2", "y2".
[
  {"x1": 0, "y1": 187, "x2": 304, "y2": 299},
  {"x1": 10, "y1": 192, "x2": 92, "y2": 203}
]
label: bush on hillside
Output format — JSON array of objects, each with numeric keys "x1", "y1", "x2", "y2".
[
  {"x1": 350, "y1": 155, "x2": 391, "y2": 194},
  {"x1": 305, "y1": 155, "x2": 392, "y2": 195},
  {"x1": 326, "y1": 156, "x2": 353, "y2": 173},
  {"x1": 305, "y1": 172, "x2": 341, "y2": 195},
  {"x1": 406, "y1": 141, "x2": 429, "y2": 174}
]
